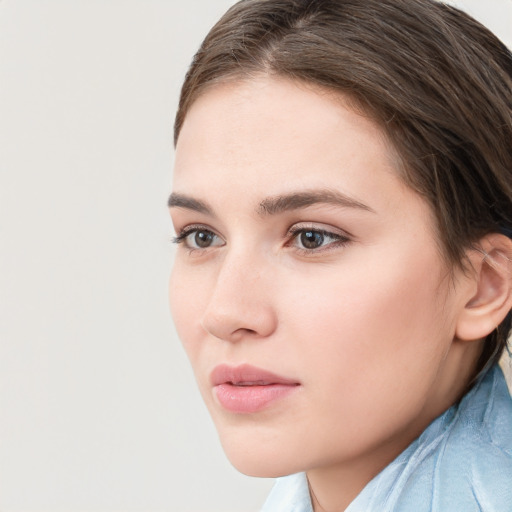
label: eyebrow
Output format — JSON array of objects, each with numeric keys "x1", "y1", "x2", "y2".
[
  {"x1": 257, "y1": 189, "x2": 375, "y2": 215},
  {"x1": 168, "y1": 193, "x2": 214, "y2": 215},
  {"x1": 168, "y1": 188, "x2": 375, "y2": 217}
]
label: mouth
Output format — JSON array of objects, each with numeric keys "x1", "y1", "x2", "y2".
[{"x1": 210, "y1": 364, "x2": 300, "y2": 413}]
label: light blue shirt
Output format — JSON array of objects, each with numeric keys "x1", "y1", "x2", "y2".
[{"x1": 261, "y1": 364, "x2": 512, "y2": 511}]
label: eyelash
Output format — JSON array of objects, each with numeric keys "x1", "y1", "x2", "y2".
[
  {"x1": 286, "y1": 225, "x2": 351, "y2": 254},
  {"x1": 171, "y1": 224, "x2": 223, "y2": 251},
  {"x1": 172, "y1": 224, "x2": 351, "y2": 254}
]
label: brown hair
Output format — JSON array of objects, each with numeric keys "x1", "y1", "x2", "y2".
[{"x1": 174, "y1": 0, "x2": 512, "y2": 374}]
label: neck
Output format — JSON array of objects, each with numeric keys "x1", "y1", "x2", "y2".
[
  {"x1": 306, "y1": 438, "x2": 409, "y2": 512},
  {"x1": 306, "y1": 340, "x2": 483, "y2": 512}
]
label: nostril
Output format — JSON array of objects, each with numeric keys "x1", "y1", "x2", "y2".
[
  {"x1": 201, "y1": 307, "x2": 277, "y2": 342},
  {"x1": 200, "y1": 276, "x2": 278, "y2": 341}
]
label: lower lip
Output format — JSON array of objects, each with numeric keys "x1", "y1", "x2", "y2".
[{"x1": 214, "y1": 383, "x2": 299, "y2": 413}]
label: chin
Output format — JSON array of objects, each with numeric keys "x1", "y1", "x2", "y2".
[
  {"x1": 226, "y1": 452, "x2": 294, "y2": 478},
  {"x1": 218, "y1": 430, "x2": 303, "y2": 478}
]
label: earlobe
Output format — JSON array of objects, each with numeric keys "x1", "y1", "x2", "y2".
[{"x1": 455, "y1": 234, "x2": 512, "y2": 342}]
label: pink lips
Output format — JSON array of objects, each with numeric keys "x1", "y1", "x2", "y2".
[{"x1": 210, "y1": 364, "x2": 300, "y2": 413}]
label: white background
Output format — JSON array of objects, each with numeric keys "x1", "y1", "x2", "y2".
[{"x1": 0, "y1": 1, "x2": 511, "y2": 511}]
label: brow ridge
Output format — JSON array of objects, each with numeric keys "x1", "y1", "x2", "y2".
[
  {"x1": 168, "y1": 192, "x2": 213, "y2": 215},
  {"x1": 168, "y1": 189, "x2": 374, "y2": 217},
  {"x1": 257, "y1": 189, "x2": 374, "y2": 215}
]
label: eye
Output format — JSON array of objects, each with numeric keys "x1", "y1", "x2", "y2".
[
  {"x1": 288, "y1": 226, "x2": 350, "y2": 252},
  {"x1": 173, "y1": 226, "x2": 224, "y2": 250},
  {"x1": 298, "y1": 230, "x2": 327, "y2": 249}
]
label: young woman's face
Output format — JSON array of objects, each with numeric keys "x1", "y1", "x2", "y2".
[{"x1": 169, "y1": 77, "x2": 468, "y2": 479}]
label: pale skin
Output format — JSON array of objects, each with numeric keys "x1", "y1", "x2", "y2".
[{"x1": 169, "y1": 76, "x2": 512, "y2": 511}]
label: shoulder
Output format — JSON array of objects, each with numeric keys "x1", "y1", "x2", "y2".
[{"x1": 428, "y1": 364, "x2": 512, "y2": 510}]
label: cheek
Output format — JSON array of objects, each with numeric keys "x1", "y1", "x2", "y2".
[
  {"x1": 169, "y1": 262, "x2": 207, "y2": 361},
  {"x1": 258, "y1": 259, "x2": 451, "y2": 467},
  {"x1": 281, "y1": 250, "x2": 451, "y2": 403}
]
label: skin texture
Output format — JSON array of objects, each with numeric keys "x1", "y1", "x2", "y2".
[{"x1": 169, "y1": 77, "x2": 490, "y2": 511}]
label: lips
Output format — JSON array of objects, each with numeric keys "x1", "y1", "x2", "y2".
[{"x1": 210, "y1": 364, "x2": 300, "y2": 413}]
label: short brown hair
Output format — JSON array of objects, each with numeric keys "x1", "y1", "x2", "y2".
[{"x1": 174, "y1": 0, "x2": 512, "y2": 374}]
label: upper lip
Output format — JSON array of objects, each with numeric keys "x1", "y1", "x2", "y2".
[{"x1": 210, "y1": 364, "x2": 300, "y2": 387}]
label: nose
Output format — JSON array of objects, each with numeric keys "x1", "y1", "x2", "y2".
[{"x1": 200, "y1": 251, "x2": 278, "y2": 343}]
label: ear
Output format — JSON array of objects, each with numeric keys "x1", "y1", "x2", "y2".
[{"x1": 455, "y1": 233, "x2": 512, "y2": 342}]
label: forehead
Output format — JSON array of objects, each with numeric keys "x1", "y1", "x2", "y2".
[{"x1": 173, "y1": 77, "x2": 403, "y2": 202}]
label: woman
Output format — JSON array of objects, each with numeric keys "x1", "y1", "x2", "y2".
[{"x1": 168, "y1": 0, "x2": 512, "y2": 510}]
